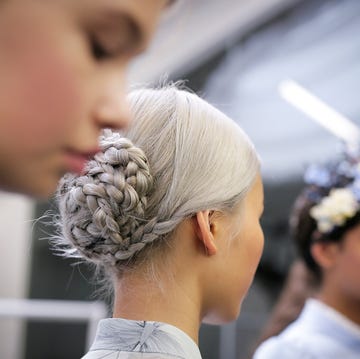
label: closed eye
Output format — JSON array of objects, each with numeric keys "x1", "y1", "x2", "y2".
[
  {"x1": 88, "y1": 13, "x2": 145, "y2": 62},
  {"x1": 90, "y1": 36, "x2": 111, "y2": 60}
]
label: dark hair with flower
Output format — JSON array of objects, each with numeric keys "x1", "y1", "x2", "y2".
[{"x1": 290, "y1": 150, "x2": 360, "y2": 278}]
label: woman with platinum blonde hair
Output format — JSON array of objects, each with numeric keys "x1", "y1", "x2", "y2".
[{"x1": 55, "y1": 85, "x2": 264, "y2": 358}]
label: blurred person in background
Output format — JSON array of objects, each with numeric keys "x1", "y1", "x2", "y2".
[
  {"x1": 53, "y1": 86, "x2": 264, "y2": 358},
  {"x1": 254, "y1": 258, "x2": 317, "y2": 344},
  {"x1": 0, "y1": 0, "x2": 168, "y2": 198},
  {"x1": 254, "y1": 154, "x2": 360, "y2": 359}
]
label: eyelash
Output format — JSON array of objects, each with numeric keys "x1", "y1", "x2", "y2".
[{"x1": 90, "y1": 36, "x2": 111, "y2": 61}]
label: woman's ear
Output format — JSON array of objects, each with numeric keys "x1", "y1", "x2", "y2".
[
  {"x1": 311, "y1": 242, "x2": 339, "y2": 270},
  {"x1": 193, "y1": 210, "x2": 217, "y2": 256}
]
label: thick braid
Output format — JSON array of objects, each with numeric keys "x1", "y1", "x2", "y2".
[{"x1": 57, "y1": 131, "x2": 166, "y2": 266}]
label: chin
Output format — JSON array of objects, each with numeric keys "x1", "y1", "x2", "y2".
[
  {"x1": 30, "y1": 182, "x2": 57, "y2": 199},
  {"x1": 16, "y1": 177, "x2": 57, "y2": 199},
  {"x1": 0, "y1": 168, "x2": 59, "y2": 199}
]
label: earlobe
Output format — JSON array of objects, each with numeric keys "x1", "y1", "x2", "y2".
[{"x1": 194, "y1": 211, "x2": 217, "y2": 256}]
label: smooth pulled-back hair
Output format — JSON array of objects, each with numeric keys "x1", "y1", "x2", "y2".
[{"x1": 55, "y1": 86, "x2": 260, "y2": 273}]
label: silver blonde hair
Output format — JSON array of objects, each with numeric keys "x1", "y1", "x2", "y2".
[{"x1": 55, "y1": 86, "x2": 260, "y2": 273}]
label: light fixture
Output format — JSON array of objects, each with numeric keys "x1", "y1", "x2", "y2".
[{"x1": 279, "y1": 79, "x2": 360, "y2": 150}]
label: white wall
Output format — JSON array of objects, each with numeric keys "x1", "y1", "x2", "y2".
[
  {"x1": 0, "y1": 192, "x2": 34, "y2": 359},
  {"x1": 128, "y1": 0, "x2": 301, "y2": 84}
]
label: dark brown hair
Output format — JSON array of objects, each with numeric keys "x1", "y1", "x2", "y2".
[{"x1": 290, "y1": 167, "x2": 360, "y2": 279}]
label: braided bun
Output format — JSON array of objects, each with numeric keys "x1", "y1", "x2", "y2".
[{"x1": 57, "y1": 131, "x2": 157, "y2": 266}]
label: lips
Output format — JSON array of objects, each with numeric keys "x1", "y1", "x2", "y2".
[{"x1": 64, "y1": 148, "x2": 100, "y2": 175}]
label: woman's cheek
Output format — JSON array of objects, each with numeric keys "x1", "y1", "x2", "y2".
[
  {"x1": 22, "y1": 52, "x2": 83, "y2": 145},
  {"x1": 1, "y1": 8, "x2": 86, "y2": 150}
]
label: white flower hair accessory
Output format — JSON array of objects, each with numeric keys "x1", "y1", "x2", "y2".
[{"x1": 310, "y1": 188, "x2": 360, "y2": 233}]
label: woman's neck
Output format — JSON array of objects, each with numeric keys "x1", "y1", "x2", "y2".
[
  {"x1": 317, "y1": 285, "x2": 360, "y2": 326},
  {"x1": 112, "y1": 270, "x2": 202, "y2": 344}
]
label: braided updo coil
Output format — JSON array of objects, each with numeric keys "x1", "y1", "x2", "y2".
[{"x1": 57, "y1": 130, "x2": 159, "y2": 266}]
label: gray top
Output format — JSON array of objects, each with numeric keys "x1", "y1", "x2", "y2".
[{"x1": 83, "y1": 318, "x2": 202, "y2": 359}]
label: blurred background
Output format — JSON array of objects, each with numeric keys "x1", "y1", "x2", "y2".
[{"x1": 1, "y1": 0, "x2": 360, "y2": 358}]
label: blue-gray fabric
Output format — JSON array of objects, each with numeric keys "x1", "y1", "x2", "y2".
[
  {"x1": 83, "y1": 318, "x2": 202, "y2": 359},
  {"x1": 254, "y1": 299, "x2": 360, "y2": 359}
]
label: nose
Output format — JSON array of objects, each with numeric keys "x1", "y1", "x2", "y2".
[{"x1": 93, "y1": 75, "x2": 131, "y2": 131}]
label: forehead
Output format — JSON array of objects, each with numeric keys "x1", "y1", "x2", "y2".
[{"x1": 342, "y1": 223, "x2": 360, "y2": 247}]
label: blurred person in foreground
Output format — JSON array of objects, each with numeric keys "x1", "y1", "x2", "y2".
[
  {"x1": 254, "y1": 153, "x2": 360, "y2": 359},
  {"x1": 0, "y1": 0, "x2": 169, "y2": 198}
]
